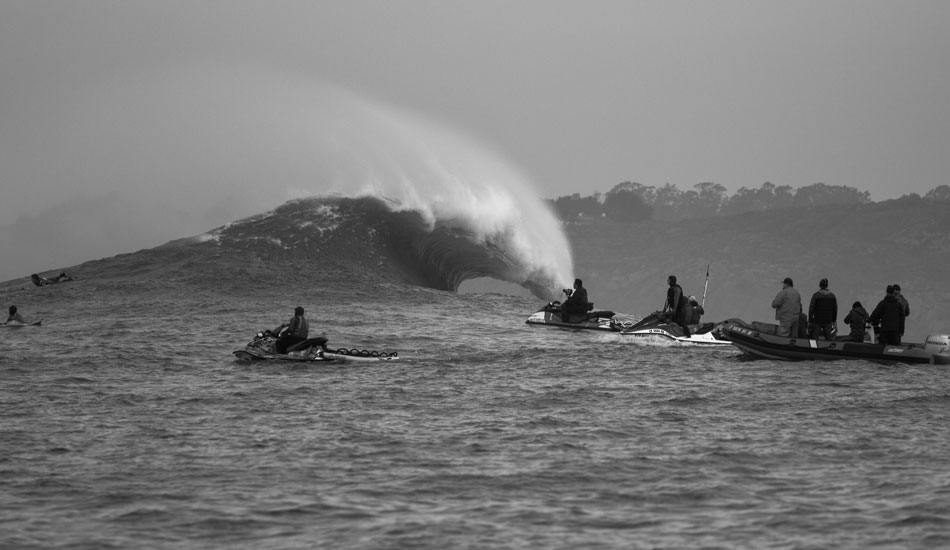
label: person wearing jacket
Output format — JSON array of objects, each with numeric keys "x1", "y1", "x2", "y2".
[
  {"x1": 869, "y1": 286, "x2": 905, "y2": 346},
  {"x1": 808, "y1": 278, "x2": 838, "y2": 340},
  {"x1": 686, "y1": 296, "x2": 704, "y2": 325},
  {"x1": 560, "y1": 278, "x2": 590, "y2": 322},
  {"x1": 842, "y1": 301, "x2": 869, "y2": 342},
  {"x1": 892, "y1": 283, "x2": 910, "y2": 337},
  {"x1": 771, "y1": 277, "x2": 802, "y2": 337}
]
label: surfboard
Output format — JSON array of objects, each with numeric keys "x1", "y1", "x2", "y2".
[{"x1": 2, "y1": 320, "x2": 42, "y2": 328}]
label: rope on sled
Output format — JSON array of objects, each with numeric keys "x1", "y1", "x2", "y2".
[{"x1": 329, "y1": 348, "x2": 399, "y2": 359}]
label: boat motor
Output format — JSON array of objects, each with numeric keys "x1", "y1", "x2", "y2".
[{"x1": 923, "y1": 334, "x2": 950, "y2": 356}]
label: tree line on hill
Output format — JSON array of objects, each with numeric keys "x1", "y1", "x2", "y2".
[{"x1": 547, "y1": 182, "x2": 950, "y2": 222}]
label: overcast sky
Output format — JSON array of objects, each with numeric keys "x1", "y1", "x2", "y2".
[{"x1": 1, "y1": 1, "x2": 948, "y2": 280}]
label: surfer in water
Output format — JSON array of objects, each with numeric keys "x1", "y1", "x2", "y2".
[{"x1": 5, "y1": 305, "x2": 26, "y2": 324}]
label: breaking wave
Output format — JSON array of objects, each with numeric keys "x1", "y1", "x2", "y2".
[
  {"x1": 197, "y1": 196, "x2": 564, "y2": 299},
  {"x1": 306, "y1": 88, "x2": 573, "y2": 297}
]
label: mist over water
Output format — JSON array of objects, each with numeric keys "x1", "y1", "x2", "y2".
[{"x1": 0, "y1": 63, "x2": 572, "y2": 286}]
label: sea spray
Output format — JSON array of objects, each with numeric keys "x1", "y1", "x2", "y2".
[
  {"x1": 313, "y1": 89, "x2": 574, "y2": 292},
  {"x1": 7, "y1": 62, "x2": 573, "y2": 292}
]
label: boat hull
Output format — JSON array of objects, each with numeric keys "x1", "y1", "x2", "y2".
[
  {"x1": 722, "y1": 322, "x2": 950, "y2": 365},
  {"x1": 621, "y1": 326, "x2": 733, "y2": 346}
]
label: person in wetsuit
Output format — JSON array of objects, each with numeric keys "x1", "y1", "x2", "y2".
[
  {"x1": 663, "y1": 275, "x2": 691, "y2": 337},
  {"x1": 276, "y1": 306, "x2": 310, "y2": 354},
  {"x1": 5, "y1": 305, "x2": 26, "y2": 325},
  {"x1": 560, "y1": 278, "x2": 590, "y2": 322}
]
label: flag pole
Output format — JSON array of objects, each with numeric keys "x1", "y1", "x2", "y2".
[{"x1": 701, "y1": 264, "x2": 710, "y2": 307}]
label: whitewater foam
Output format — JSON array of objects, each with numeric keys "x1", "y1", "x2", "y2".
[{"x1": 317, "y1": 91, "x2": 574, "y2": 291}]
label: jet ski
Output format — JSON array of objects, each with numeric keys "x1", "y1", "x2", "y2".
[
  {"x1": 525, "y1": 301, "x2": 638, "y2": 332},
  {"x1": 31, "y1": 272, "x2": 73, "y2": 286},
  {"x1": 233, "y1": 329, "x2": 399, "y2": 363},
  {"x1": 619, "y1": 311, "x2": 734, "y2": 346},
  {"x1": 720, "y1": 320, "x2": 950, "y2": 364}
]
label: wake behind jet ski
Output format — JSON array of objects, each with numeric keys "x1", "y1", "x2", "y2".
[{"x1": 620, "y1": 311, "x2": 734, "y2": 346}]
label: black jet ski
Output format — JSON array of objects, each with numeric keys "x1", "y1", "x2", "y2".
[
  {"x1": 31, "y1": 272, "x2": 74, "y2": 286},
  {"x1": 620, "y1": 311, "x2": 733, "y2": 347},
  {"x1": 525, "y1": 301, "x2": 638, "y2": 332},
  {"x1": 233, "y1": 329, "x2": 399, "y2": 363},
  {"x1": 720, "y1": 321, "x2": 950, "y2": 364}
]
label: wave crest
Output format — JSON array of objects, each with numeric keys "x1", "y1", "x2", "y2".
[{"x1": 204, "y1": 196, "x2": 561, "y2": 299}]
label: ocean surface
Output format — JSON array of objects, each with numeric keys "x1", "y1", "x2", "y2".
[{"x1": 3, "y1": 279, "x2": 950, "y2": 550}]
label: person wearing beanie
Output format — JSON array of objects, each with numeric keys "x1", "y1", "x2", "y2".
[
  {"x1": 842, "y1": 301, "x2": 869, "y2": 342},
  {"x1": 808, "y1": 278, "x2": 838, "y2": 340},
  {"x1": 869, "y1": 285, "x2": 905, "y2": 346},
  {"x1": 5, "y1": 305, "x2": 26, "y2": 325}
]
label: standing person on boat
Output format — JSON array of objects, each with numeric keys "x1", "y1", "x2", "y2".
[
  {"x1": 275, "y1": 306, "x2": 309, "y2": 354},
  {"x1": 663, "y1": 275, "x2": 691, "y2": 337},
  {"x1": 841, "y1": 301, "x2": 869, "y2": 342},
  {"x1": 686, "y1": 296, "x2": 704, "y2": 324},
  {"x1": 869, "y1": 285, "x2": 905, "y2": 346},
  {"x1": 560, "y1": 278, "x2": 590, "y2": 320},
  {"x1": 892, "y1": 283, "x2": 910, "y2": 337},
  {"x1": 5, "y1": 305, "x2": 26, "y2": 324},
  {"x1": 808, "y1": 278, "x2": 838, "y2": 340},
  {"x1": 771, "y1": 277, "x2": 802, "y2": 337}
]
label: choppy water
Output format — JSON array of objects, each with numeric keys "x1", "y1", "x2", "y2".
[{"x1": 2, "y1": 281, "x2": 950, "y2": 549}]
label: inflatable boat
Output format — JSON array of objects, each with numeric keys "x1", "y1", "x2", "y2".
[{"x1": 720, "y1": 321, "x2": 950, "y2": 365}]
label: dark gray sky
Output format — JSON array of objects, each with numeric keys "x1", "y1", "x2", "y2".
[{"x1": 1, "y1": 1, "x2": 947, "y2": 280}]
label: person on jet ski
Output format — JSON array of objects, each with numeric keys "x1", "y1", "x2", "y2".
[
  {"x1": 560, "y1": 278, "x2": 590, "y2": 319},
  {"x1": 275, "y1": 306, "x2": 311, "y2": 354},
  {"x1": 685, "y1": 296, "x2": 704, "y2": 324},
  {"x1": 662, "y1": 275, "x2": 691, "y2": 337}
]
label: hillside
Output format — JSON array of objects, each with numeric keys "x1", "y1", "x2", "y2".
[{"x1": 566, "y1": 196, "x2": 950, "y2": 342}]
